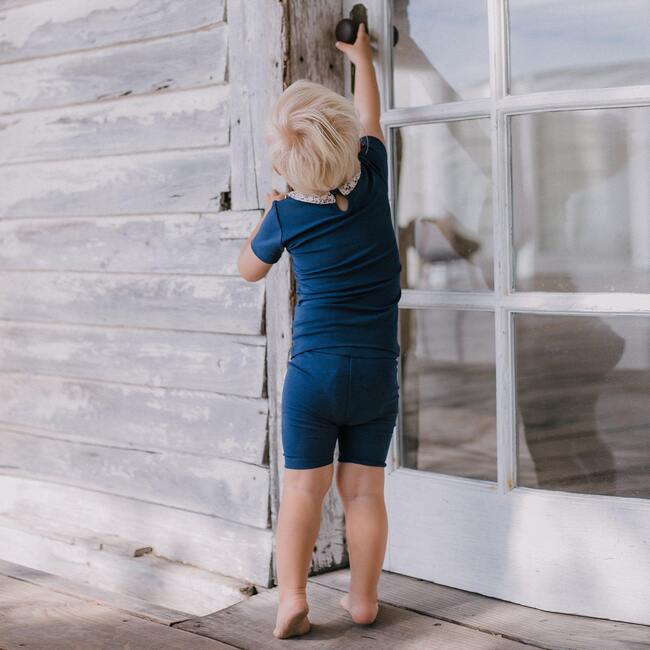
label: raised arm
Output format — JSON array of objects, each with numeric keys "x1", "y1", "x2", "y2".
[{"x1": 335, "y1": 22, "x2": 384, "y2": 143}]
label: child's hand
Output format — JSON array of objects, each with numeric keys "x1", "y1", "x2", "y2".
[
  {"x1": 265, "y1": 189, "x2": 286, "y2": 211},
  {"x1": 335, "y1": 22, "x2": 373, "y2": 66}
]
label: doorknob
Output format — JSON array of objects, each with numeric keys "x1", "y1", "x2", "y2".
[
  {"x1": 335, "y1": 18, "x2": 357, "y2": 45},
  {"x1": 336, "y1": 2, "x2": 368, "y2": 44},
  {"x1": 334, "y1": 18, "x2": 399, "y2": 46}
]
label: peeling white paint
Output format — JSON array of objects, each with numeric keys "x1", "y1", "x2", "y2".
[
  {"x1": 0, "y1": 26, "x2": 227, "y2": 114},
  {"x1": 0, "y1": 85, "x2": 229, "y2": 164},
  {"x1": 1, "y1": 0, "x2": 145, "y2": 50},
  {"x1": 0, "y1": 0, "x2": 225, "y2": 62}
]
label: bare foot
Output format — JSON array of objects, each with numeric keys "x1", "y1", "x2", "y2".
[
  {"x1": 273, "y1": 598, "x2": 311, "y2": 639},
  {"x1": 339, "y1": 593, "x2": 379, "y2": 625}
]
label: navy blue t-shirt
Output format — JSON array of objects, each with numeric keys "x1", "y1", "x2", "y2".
[{"x1": 251, "y1": 135, "x2": 402, "y2": 360}]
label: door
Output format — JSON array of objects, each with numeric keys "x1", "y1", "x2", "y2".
[{"x1": 344, "y1": 0, "x2": 650, "y2": 624}]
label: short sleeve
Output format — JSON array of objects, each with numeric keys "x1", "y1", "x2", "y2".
[
  {"x1": 358, "y1": 135, "x2": 388, "y2": 187},
  {"x1": 251, "y1": 201, "x2": 284, "y2": 264}
]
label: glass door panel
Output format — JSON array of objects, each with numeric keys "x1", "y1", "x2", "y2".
[
  {"x1": 392, "y1": 0, "x2": 490, "y2": 108},
  {"x1": 393, "y1": 120, "x2": 493, "y2": 291},
  {"x1": 399, "y1": 307, "x2": 497, "y2": 480},
  {"x1": 515, "y1": 313, "x2": 650, "y2": 498},
  {"x1": 508, "y1": 0, "x2": 650, "y2": 94},
  {"x1": 511, "y1": 106, "x2": 650, "y2": 293},
  {"x1": 366, "y1": 0, "x2": 650, "y2": 623}
]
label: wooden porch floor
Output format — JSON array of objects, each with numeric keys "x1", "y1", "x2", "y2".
[{"x1": 2, "y1": 561, "x2": 648, "y2": 649}]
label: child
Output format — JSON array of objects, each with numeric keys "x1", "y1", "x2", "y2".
[{"x1": 237, "y1": 23, "x2": 401, "y2": 639}]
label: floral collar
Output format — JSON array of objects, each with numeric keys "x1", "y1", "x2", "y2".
[{"x1": 287, "y1": 169, "x2": 361, "y2": 204}]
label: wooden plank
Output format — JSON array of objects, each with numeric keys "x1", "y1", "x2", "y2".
[
  {"x1": 0, "y1": 212, "x2": 258, "y2": 274},
  {"x1": 228, "y1": 0, "x2": 285, "y2": 210},
  {"x1": 227, "y1": 0, "x2": 349, "y2": 580},
  {"x1": 0, "y1": 0, "x2": 225, "y2": 63},
  {"x1": 0, "y1": 511, "x2": 153, "y2": 558},
  {"x1": 311, "y1": 569, "x2": 650, "y2": 650},
  {"x1": 279, "y1": 0, "x2": 350, "y2": 576},
  {"x1": 0, "y1": 475, "x2": 273, "y2": 585},
  {"x1": 226, "y1": 0, "x2": 294, "y2": 587},
  {"x1": 0, "y1": 516, "x2": 249, "y2": 616},
  {"x1": 0, "y1": 558, "x2": 191, "y2": 625},
  {"x1": 173, "y1": 580, "x2": 531, "y2": 649},
  {"x1": 0, "y1": 148, "x2": 229, "y2": 218},
  {"x1": 0, "y1": 373, "x2": 268, "y2": 465},
  {"x1": 0, "y1": 85, "x2": 229, "y2": 164},
  {"x1": 266, "y1": 259, "x2": 295, "y2": 587},
  {"x1": 0, "y1": 321, "x2": 265, "y2": 397},
  {"x1": 0, "y1": 428, "x2": 270, "y2": 527},
  {"x1": 0, "y1": 25, "x2": 227, "y2": 113},
  {"x1": 287, "y1": 3, "x2": 345, "y2": 91},
  {"x1": 0, "y1": 271, "x2": 264, "y2": 335},
  {"x1": 0, "y1": 575, "x2": 236, "y2": 649},
  {"x1": 0, "y1": 0, "x2": 51, "y2": 10}
]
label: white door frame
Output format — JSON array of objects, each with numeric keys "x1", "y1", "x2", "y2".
[{"x1": 344, "y1": 0, "x2": 650, "y2": 624}]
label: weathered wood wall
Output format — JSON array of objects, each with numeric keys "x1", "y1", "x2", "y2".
[
  {"x1": 278, "y1": 0, "x2": 349, "y2": 578},
  {"x1": 0, "y1": 0, "x2": 274, "y2": 587}
]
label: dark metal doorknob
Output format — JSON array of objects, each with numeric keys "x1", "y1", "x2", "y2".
[
  {"x1": 335, "y1": 18, "x2": 357, "y2": 44},
  {"x1": 334, "y1": 18, "x2": 399, "y2": 46}
]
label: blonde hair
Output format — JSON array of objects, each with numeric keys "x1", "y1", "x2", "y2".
[{"x1": 265, "y1": 79, "x2": 363, "y2": 195}]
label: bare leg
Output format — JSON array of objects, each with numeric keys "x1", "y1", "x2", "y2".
[
  {"x1": 335, "y1": 461, "x2": 386, "y2": 624},
  {"x1": 273, "y1": 463, "x2": 334, "y2": 639}
]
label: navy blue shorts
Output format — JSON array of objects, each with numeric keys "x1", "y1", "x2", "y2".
[{"x1": 281, "y1": 349, "x2": 400, "y2": 470}]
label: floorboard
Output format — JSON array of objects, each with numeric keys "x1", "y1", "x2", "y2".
[
  {"x1": 0, "y1": 559, "x2": 189, "y2": 626},
  {"x1": 173, "y1": 579, "x2": 533, "y2": 649},
  {"x1": 0, "y1": 574, "x2": 235, "y2": 650},
  {"x1": 310, "y1": 569, "x2": 650, "y2": 650}
]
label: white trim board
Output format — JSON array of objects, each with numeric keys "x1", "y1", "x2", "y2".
[{"x1": 385, "y1": 468, "x2": 650, "y2": 625}]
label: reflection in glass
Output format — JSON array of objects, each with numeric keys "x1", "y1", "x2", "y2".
[
  {"x1": 392, "y1": 0, "x2": 489, "y2": 108},
  {"x1": 394, "y1": 120, "x2": 493, "y2": 291},
  {"x1": 511, "y1": 107, "x2": 650, "y2": 293},
  {"x1": 516, "y1": 313, "x2": 650, "y2": 498},
  {"x1": 399, "y1": 307, "x2": 496, "y2": 481},
  {"x1": 509, "y1": 0, "x2": 650, "y2": 93}
]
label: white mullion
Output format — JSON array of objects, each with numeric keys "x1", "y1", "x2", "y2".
[
  {"x1": 500, "y1": 84, "x2": 650, "y2": 115},
  {"x1": 380, "y1": 0, "x2": 393, "y2": 115},
  {"x1": 382, "y1": 99, "x2": 491, "y2": 127},
  {"x1": 381, "y1": 0, "x2": 402, "y2": 473},
  {"x1": 381, "y1": 85, "x2": 650, "y2": 128},
  {"x1": 400, "y1": 289, "x2": 650, "y2": 315},
  {"x1": 400, "y1": 289, "x2": 495, "y2": 310},
  {"x1": 504, "y1": 292, "x2": 650, "y2": 315},
  {"x1": 490, "y1": 0, "x2": 516, "y2": 495}
]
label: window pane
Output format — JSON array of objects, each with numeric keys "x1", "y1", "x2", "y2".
[
  {"x1": 392, "y1": 0, "x2": 489, "y2": 108},
  {"x1": 399, "y1": 307, "x2": 496, "y2": 481},
  {"x1": 516, "y1": 313, "x2": 650, "y2": 498},
  {"x1": 511, "y1": 107, "x2": 650, "y2": 293},
  {"x1": 394, "y1": 120, "x2": 494, "y2": 291},
  {"x1": 509, "y1": 0, "x2": 650, "y2": 94}
]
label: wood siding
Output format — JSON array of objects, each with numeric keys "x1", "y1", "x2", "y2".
[{"x1": 0, "y1": 0, "x2": 275, "y2": 586}]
